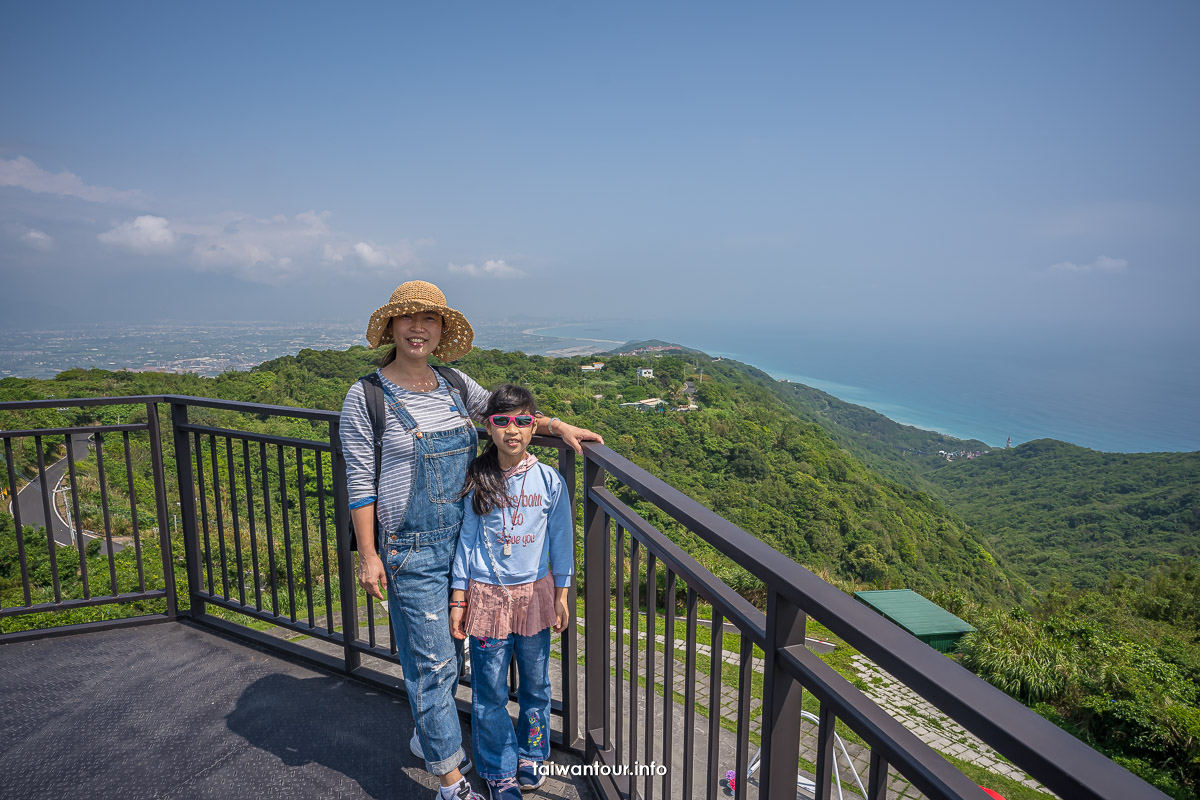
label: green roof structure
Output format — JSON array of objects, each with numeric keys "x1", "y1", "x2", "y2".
[{"x1": 854, "y1": 589, "x2": 976, "y2": 653}]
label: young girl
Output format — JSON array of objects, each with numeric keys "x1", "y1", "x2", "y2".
[{"x1": 449, "y1": 385, "x2": 573, "y2": 800}]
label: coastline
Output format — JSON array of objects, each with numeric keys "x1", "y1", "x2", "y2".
[
  {"x1": 511, "y1": 322, "x2": 1199, "y2": 454},
  {"x1": 518, "y1": 323, "x2": 625, "y2": 346}
]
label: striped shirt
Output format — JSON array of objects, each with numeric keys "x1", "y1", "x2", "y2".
[{"x1": 340, "y1": 368, "x2": 490, "y2": 535}]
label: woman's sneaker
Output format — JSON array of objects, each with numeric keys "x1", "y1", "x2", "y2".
[
  {"x1": 410, "y1": 730, "x2": 473, "y2": 775},
  {"x1": 486, "y1": 777, "x2": 523, "y2": 800},
  {"x1": 516, "y1": 759, "x2": 546, "y2": 791}
]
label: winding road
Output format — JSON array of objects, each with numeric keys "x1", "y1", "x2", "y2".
[{"x1": 9, "y1": 434, "x2": 102, "y2": 548}]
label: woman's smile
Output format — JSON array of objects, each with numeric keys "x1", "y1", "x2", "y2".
[{"x1": 391, "y1": 312, "x2": 443, "y2": 360}]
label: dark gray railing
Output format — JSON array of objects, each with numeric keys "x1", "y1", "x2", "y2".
[
  {"x1": 0, "y1": 395, "x2": 1168, "y2": 800},
  {"x1": 1, "y1": 396, "x2": 176, "y2": 635},
  {"x1": 580, "y1": 442, "x2": 1167, "y2": 800}
]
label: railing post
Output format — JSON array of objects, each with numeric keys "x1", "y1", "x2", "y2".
[
  {"x1": 329, "y1": 420, "x2": 361, "y2": 673},
  {"x1": 761, "y1": 588, "x2": 806, "y2": 799},
  {"x1": 558, "y1": 444, "x2": 581, "y2": 749},
  {"x1": 582, "y1": 450, "x2": 608, "y2": 760},
  {"x1": 145, "y1": 402, "x2": 177, "y2": 619},
  {"x1": 170, "y1": 401, "x2": 204, "y2": 619}
]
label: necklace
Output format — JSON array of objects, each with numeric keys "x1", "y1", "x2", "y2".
[
  {"x1": 480, "y1": 457, "x2": 531, "y2": 607},
  {"x1": 391, "y1": 367, "x2": 437, "y2": 392},
  {"x1": 500, "y1": 461, "x2": 531, "y2": 556}
]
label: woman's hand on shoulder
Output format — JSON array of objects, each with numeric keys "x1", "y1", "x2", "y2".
[
  {"x1": 358, "y1": 552, "x2": 387, "y2": 601},
  {"x1": 559, "y1": 422, "x2": 604, "y2": 454}
]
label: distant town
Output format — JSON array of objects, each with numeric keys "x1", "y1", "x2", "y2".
[{"x1": 0, "y1": 319, "x2": 622, "y2": 379}]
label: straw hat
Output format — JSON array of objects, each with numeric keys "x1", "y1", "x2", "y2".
[{"x1": 365, "y1": 280, "x2": 474, "y2": 362}]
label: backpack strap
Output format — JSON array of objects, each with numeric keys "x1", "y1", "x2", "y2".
[
  {"x1": 433, "y1": 365, "x2": 472, "y2": 415},
  {"x1": 358, "y1": 372, "x2": 386, "y2": 488},
  {"x1": 348, "y1": 372, "x2": 386, "y2": 552}
]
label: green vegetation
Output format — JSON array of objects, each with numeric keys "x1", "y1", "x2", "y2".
[
  {"x1": 2, "y1": 343, "x2": 1197, "y2": 796},
  {"x1": 925, "y1": 440, "x2": 1200, "y2": 589},
  {"x1": 954, "y1": 565, "x2": 1200, "y2": 798}
]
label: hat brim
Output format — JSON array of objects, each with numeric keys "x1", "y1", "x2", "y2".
[{"x1": 365, "y1": 300, "x2": 474, "y2": 362}]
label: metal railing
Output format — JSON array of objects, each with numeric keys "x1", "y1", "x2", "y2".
[
  {"x1": 1, "y1": 396, "x2": 175, "y2": 633},
  {"x1": 0, "y1": 395, "x2": 1168, "y2": 800},
  {"x1": 580, "y1": 443, "x2": 1167, "y2": 800}
]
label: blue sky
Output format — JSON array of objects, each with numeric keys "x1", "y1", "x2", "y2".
[{"x1": 2, "y1": 1, "x2": 1198, "y2": 350}]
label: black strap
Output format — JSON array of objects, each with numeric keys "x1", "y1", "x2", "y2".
[
  {"x1": 433, "y1": 365, "x2": 470, "y2": 402},
  {"x1": 347, "y1": 373, "x2": 386, "y2": 552}
]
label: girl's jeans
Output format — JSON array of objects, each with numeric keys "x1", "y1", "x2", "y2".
[{"x1": 469, "y1": 628, "x2": 552, "y2": 779}]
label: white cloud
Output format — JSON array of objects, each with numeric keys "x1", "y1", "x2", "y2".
[
  {"x1": 0, "y1": 155, "x2": 144, "y2": 205},
  {"x1": 8, "y1": 225, "x2": 55, "y2": 250},
  {"x1": 1050, "y1": 256, "x2": 1128, "y2": 273},
  {"x1": 98, "y1": 215, "x2": 178, "y2": 253},
  {"x1": 447, "y1": 258, "x2": 526, "y2": 278},
  {"x1": 166, "y1": 210, "x2": 421, "y2": 283},
  {"x1": 354, "y1": 242, "x2": 390, "y2": 267}
]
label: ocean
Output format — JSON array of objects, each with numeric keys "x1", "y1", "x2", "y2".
[{"x1": 517, "y1": 322, "x2": 1200, "y2": 454}]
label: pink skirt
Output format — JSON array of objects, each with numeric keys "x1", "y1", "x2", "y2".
[{"x1": 464, "y1": 574, "x2": 558, "y2": 639}]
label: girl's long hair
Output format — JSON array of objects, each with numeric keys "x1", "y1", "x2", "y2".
[{"x1": 463, "y1": 384, "x2": 539, "y2": 516}]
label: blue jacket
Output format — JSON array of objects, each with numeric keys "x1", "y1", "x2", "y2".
[{"x1": 451, "y1": 461, "x2": 574, "y2": 590}]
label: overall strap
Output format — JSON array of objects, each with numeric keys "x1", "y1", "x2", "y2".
[{"x1": 379, "y1": 381, "x2": 423, "y2": 434}]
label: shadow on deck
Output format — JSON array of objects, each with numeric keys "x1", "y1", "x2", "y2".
[{"x1": 0, "y1": 622, "x2": 592, "y2": 800}]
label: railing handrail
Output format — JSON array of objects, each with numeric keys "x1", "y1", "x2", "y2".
[
  {"x1": 0, "y1": 394, "x2": 341, "y2": 423},
  {"x1": 580, "y1": 439, "x2": 1168, "y2": 800}
]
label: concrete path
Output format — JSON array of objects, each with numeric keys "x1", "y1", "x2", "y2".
[
  {"x1": 590, "y1": 621, "x2": 1057, "y2": 799},
  {"x1": 850, "y1": 654, "x2": 1054, "y2": 795}
]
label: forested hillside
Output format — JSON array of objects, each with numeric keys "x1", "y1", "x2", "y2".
[
  {"x1": 0, "y1": 346, "x2": 1019, "y2": 606},
  {"x1": 925, "y1": 440, "x2": 1200, "y2": 588},
  {"x1": 276, "y1": 346, "x2": 1023, "y2": 602},
  {"x1": 689, "y1": 353, "x2": 1199, "y2": 590}
]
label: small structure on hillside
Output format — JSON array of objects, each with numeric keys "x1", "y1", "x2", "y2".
[
  {"x1": 637, "y1": 368, "x2": 653, "y2": 379},
  {"x1": 853, "y1": 589, "x2": 975, "y2": 653},
  {"x1": 619, "y1": 398, "x2": 665, "y2": 411},
  {"x1": 581, "y1": 361, "x2": 606, "y2": 372}
]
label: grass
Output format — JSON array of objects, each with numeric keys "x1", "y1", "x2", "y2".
[{"x1": 942, "y1": 753, "x2": 1052, "y2": 800}]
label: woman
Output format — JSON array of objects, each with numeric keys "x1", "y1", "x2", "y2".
[{"x1": 340, "y1": 280, "x2": 601, "y2": 800}]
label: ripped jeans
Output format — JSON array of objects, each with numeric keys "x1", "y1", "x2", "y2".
[
  {"x1": 386, "y1": 523, "x2": 466, "y2": 776},
  {"x1": 469, "y1": 628, "x2": 552, "y2": 779}
]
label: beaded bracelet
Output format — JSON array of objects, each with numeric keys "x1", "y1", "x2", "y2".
[{"x1": 449, "y1": 600, "x2": 467, "y2": 608}]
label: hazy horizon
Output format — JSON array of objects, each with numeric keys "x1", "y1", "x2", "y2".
[{"x1": 3, "y1": 2, "x2": 1198, "y2": 435}]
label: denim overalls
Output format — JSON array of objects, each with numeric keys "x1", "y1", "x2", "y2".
[{"x1": 380, "y1": 381, "x2": 478, "y2": 776}]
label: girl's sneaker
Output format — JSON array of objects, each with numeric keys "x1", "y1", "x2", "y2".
[
  {"x1": 486, "y1": 776, "x2": 523, "y2": 800},
  {"x1": 516, "y1": 759, "x2": 546, "y2": 791},
  {"x1": 440, "y1": 778, "x2": 486, "y2": 800}
]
